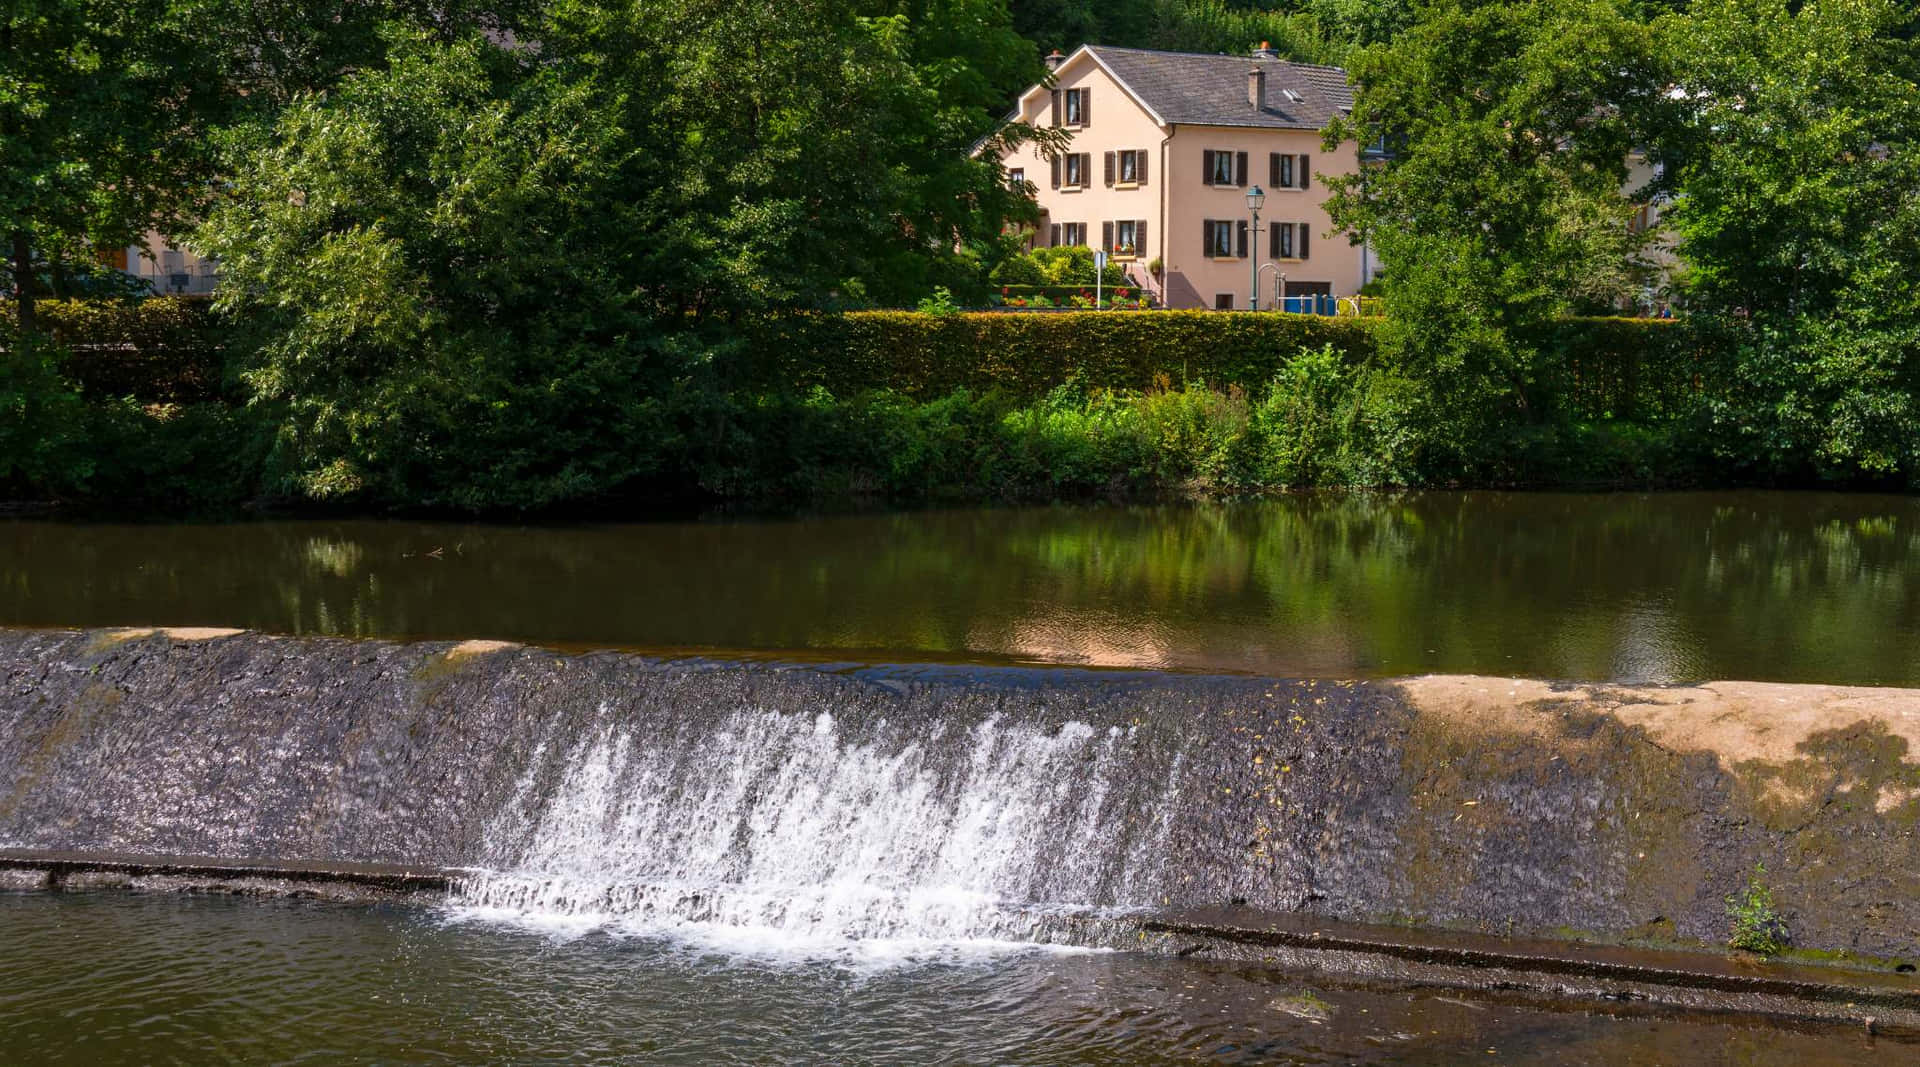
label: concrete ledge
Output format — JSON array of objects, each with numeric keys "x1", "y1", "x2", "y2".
[
  {"x1": 0, "y1": 848, "x2": 456, "y2": 894},
  {"x1": 1132, "y1": 907, "x2": 1920, "y2": 1030},
  {"x1": 5, "y1": 846, "x2": 1917, "y2": 1033}
]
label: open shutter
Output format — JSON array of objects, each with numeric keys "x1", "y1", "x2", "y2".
[
  {"x1": 1270, "y1": 221, "x2": 1283, "y2": 258},
  {"x1": 1201, "y1": 219, "x2": 1212, "y2": 256},
  {"x1": 1050, "y1": 90, "x2": 1060, "y2": 127},
  {"x1": 1104, "y1": 151, "x2": 1116, "y2": 186},
  {"x1": 1298, "y1": 223, "x2": 1310, "y2": 259},
  {"x1": 1299, "y1": 154, "x2": 1310, "y2": 188},
  {"x1": 1102, "y1": 221, "x2": 1114, "y2": 252},
  {"x1": 1236, "y1": 220, "x2": 1248, "y2": 258},
  {"x1": 1050, "y1": 155, "x2": 1061, "y2": 189},
  {"x1": 1050, "y1": 223, "x2": 1061, "y2": 247},
  {"x1": 1202, "y1": 150, "x2": 1215, "y2": 185},
  {"x1": 1137, "y1": 151, "x2": 1148, "y2": 186},
  {"x1": 1235, "y1": 152, "x2": 1249, "y2": 187},
  {"x1": 1081, "y1": 88, "x2": 1090, "y2": 125},
  {"x1": 1137, "y1": 220, "x2": 1148, "y2": 258},
  {"x1": 1269, "y1": 153, "x2": 1281, "y2": 188}
]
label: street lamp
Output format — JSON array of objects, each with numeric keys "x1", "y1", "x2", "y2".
[{"x1": 1246, "y1": 185, "x2": 1266, "y2": 311}]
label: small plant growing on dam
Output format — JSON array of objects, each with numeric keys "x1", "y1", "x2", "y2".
[{"x1": 1726, "y1": 865, "x2": 1788, "y2": 956}]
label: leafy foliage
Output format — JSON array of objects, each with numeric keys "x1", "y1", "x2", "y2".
[
  {"x1": 1725, "y1": 864, "x2": 1788, "y2": 955},
  {"x1": 1322, "y1": 0, "x2": 1667, "y2": 477},
  {"x1": 1663, "y1": 0, "x2": 1920, "y2": 482}
]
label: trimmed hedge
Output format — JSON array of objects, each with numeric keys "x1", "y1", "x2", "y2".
[
  {"x1": 743, "y1": 310, "x2": 1380, "y2": 398},
  {"x1": 1524, "y1": 317, "x2": 1715, "y2": 421},
  {"x1": 744, "y1": 310, "x2": 1701, "y2": 421},
  {"x1": 16, "y1": 300, "x2": 1703, "y2": 420},
  {"x1": 15, "y1": 297, "x2": 227, "y2": 402}
]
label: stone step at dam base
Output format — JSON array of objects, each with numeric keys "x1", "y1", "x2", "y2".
[{"x1": 3, "y1": 627, "x2": 1917, "y2": 970}]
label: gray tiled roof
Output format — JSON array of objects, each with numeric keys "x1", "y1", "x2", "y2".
[{"x1": 1088, "y1": 46, "x2": 1353, "y2": 131}]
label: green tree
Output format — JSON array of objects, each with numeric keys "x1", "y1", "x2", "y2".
[
  {"x1": 0, "y1": 0, "x2": 232, "y2": 330},
  {"x1": 1663, "y1": 0, "x2": 1920, "y2": 479},
  {"x1": 1322, "y1": 0, "x2": 1665, "y2": 476},
  {"x1": 200, "y1": 2, "x2": 1058, "y2": 509}
]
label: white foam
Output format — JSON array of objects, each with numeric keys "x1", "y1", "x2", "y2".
[{"x1": 449, "y1": 707, "x2": 1182, "y2": 958}]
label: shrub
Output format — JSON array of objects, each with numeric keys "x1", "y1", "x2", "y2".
[{"x1": 1726, "y1": 865, "x2": 1788, "y2": 955}]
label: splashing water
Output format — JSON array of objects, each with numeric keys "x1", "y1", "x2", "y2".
[{"x1": 450, "y1": 703, "x2": 1188, "y2": 954}]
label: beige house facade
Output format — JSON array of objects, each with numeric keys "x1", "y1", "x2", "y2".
[{"x1": 998, "y1": 44, "x2": 1378, "y2": 310}]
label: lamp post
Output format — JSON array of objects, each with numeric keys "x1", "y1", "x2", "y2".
[{"x1": 1245, "y1": 185, "x2": 1265, "y2": 311}]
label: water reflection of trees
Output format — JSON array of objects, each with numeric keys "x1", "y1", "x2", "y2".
[{"x1": 2, "y1": 492, "x2": 1917, "y2": 684}]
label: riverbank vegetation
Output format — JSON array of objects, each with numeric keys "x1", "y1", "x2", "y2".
[{"x1": 3, "y1": 0, "x2": 1917, "y2": 514}]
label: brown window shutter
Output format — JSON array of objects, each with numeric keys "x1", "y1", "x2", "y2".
[
  {"x1": 1269, "y1": 221, "x2": 1282, "y2": 257},
  {"x1": 1202, "y1": 150, "x2": 1215, "y2": 185},
  {"x1": 1235, "y1": 151, "x2": 1249, "y2": 187},
  {"x1": 1299, "y1": 154, "x2": 1310, "y2": 188},
  {"x1": 1051, "y1": 155, "x2": 1060, "y2": 189},
  {"x1": 1102, "y1": 221, "x2": 1114, "y2": 252},
  {"x1": 1050, "y1": 90, "x2": 1060, "y2": 127},
  {"x1": 1137, "y1": 219, "x2": 1148, "y2": 255},
  {"x1": 1137, "y1": 151, "x2": 1148, "y2": 185},
  {"x1": 1082, "y1": 88, "x2": 1090, "y2": 125},
  {"x1": 1048, "y1": 222, "x2": 1060, "y2": 246},
  {"x1": 1269, "y1": 153, "x2": 1280, "y2": 188},
  {"x1": 1236, "y1": 220, "x2": 1248, "y2": 258},
  {"x1": 1201, "y1": 219, "x2": 1212, "y2": 256},
  {"x1": 1299, "y1": 223, "x2": 1310, "y2": 259},
  {"x1": 1104, "y1": 151, "x2": 1115, "y2": 186}
]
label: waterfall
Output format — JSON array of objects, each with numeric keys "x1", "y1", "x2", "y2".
[{"x1": 451, "y1": 704, "x2": 1190, "y2": 945}]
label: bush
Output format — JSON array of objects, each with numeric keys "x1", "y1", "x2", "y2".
[
  {"x1": 989, "y1": 247, "x2": 1129, "y2": 287},
  {"x1": 1726, "y1": 865, "x2": 1789, "y2": 956},
  {"x1": 22, "y1": 297, "x2": 226, "y2": 402}
]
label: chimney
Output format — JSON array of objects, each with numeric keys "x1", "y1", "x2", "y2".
[
  {"x1": 1045, "y1": 50, "x2": 1066, "y2": 71},
  {"x1": 1251, "y1": 41, "x2": 1279, "y2": 61},
  {"x1": 1249, "y1": 67, "x2": 1266, "y2": 110}
]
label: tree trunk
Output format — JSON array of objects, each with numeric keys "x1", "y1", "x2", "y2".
[{"x1": 11, "y1": 231, "x2": 32, "y2": 335}]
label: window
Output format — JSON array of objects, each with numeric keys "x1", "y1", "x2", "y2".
[
  {"x1": 1209, "y1": 150, "x2": 1236, "y2": 186},
  {"x1": 1204, "y1": 219, "x2": 1236, "y2": 258},
  {"x1": 1271, "y1": 221, "x2": 1311, "y2": 260},
  {"x1": 1063, "y1": 153, "x2": 1088, "y2": 187},
  {"x1": 1105, "y1": 149, "x2": 1148, "y2": 187},
  {"x1": 1107, "y1": 219, "x2": 1144, "y2": 257},
  {"x1": 1060, "y1": 222, "x2": 1087, "y2": 247},
  {"x1": 1064, "y1": 87, "x2": 1087, "y2": 125},
  {"x1": 1214, "y1": 293, "x2": 1235, "y2": 310},
  {"x1": 1269, "y1": 153, "x2": 1311, "y2": 189},
  {"x1": 1008, "y1": 167, "x2": 1025, "y2": 189}
]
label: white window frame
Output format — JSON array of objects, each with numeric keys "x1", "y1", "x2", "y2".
[
  {"x1": 1064, "y1": 88, "x2": 1086, "y2": 126},
  {"x1": 1209, "y1": 151, "x2": 1235, "y2": 186},
  {"x1": 1207, "y1": 219, "x2": 1234, "y2": 258}
]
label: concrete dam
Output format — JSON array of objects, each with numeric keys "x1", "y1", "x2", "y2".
[{"x1": 5, "y1": 627, "x2": 1917, "y2": 977}]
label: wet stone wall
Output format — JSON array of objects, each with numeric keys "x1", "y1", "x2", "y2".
[{"x1": 1, "y1": 628, "x2": 1914, "y2": 959}]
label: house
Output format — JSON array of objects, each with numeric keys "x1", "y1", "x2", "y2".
[
  {"x1": 121, "y1": 233, "x2": 219, "y2": 296},
  {"x1": 997, "y1": 43, "x2": 1379, "y2": 311}
]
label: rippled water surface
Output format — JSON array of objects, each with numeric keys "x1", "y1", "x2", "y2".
[
  {"x1": 0, "y1": 894, "x2": 1901, "y2": 1065},
  {"x1": 6, "y1": 491, "x2": 1920, "y2": 684}
]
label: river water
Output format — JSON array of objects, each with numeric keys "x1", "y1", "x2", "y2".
[
  {"x1": 5, "y1": 491, "x2": 1918, "y2": 685},
  {"x1": 0, "y1": 894, "x2": 1898, "y2": 1065},
  {"x1": 6, "y1": 491, "x2": 1918, "y2": 1063}
]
